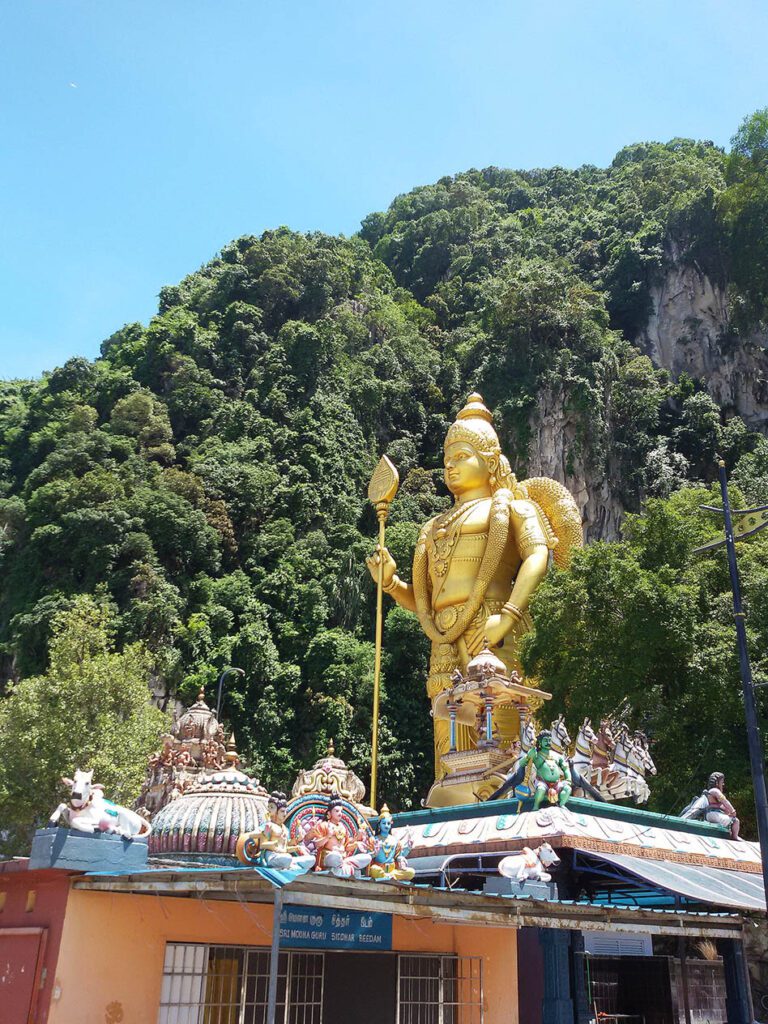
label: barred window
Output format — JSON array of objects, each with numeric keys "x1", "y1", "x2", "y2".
[
  {"x1": 158, "y1": 944, "x2": 481, "y2": 1024},
  {"x1": 157, "y1": 944, "x2": 323, "y2": 1024},
  {"x1": 397, "y1": 954, "x2": 483, "y2": 1024}
]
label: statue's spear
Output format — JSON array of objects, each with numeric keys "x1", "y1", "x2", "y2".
[{"x1": 367, "y1": 454, "x2": 400, "y2": 809}]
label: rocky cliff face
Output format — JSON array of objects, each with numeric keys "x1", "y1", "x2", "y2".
[
  {"x1": 527, "y1": 253, "x2": 768, "y2": 543},
  {"x1": 527, "y1": 387, "x2": 622, "y2": 543},
  {"x1": 637, "y1": 257, "x2": 768, "y2": 430}
]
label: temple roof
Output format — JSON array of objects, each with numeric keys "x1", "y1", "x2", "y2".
[{"x1": 392, "y1": 800, "x2": 759, "y2": 875}]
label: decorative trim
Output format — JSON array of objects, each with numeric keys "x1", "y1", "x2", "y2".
[{"x1": 556, "y1": 834, "x2": 762, "y2": 872}]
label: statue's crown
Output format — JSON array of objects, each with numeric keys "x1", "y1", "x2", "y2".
[
  {"x1": 456, "y1": 392, "x2": 494, "y2": 425},
  {"x1": 446, "y1": 392, "x2": 501, "y2": 461}
]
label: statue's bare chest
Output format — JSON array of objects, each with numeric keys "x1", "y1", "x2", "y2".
[{"x1": 427, "y1": 499, "x2": 492, "y2": 579}]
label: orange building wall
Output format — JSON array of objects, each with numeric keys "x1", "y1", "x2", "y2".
[
  {"x1": 394, "y1": 917, "x2": 518, "y2": 1024},
  {"x1": 0, "y1": 864, "x2": 72, "y2": 1024},
  {"x1": 49, "y1": 888, "x2": 518, "y2": 1024}
]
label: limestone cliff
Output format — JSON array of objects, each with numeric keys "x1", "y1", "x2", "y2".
[
  {"x1": 528, "y1": 246, "x2": 768, "y2": 542},
  {"x1": 637, "y1": 247, "x2": 768, "y2": 429},
  {"x1": 527, "y1": 387, "x2": 622, "y2": 542}
]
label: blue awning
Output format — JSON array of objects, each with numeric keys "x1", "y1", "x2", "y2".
[{"x1": 578, "y1": 849, "x2": 765, "y2": 912}]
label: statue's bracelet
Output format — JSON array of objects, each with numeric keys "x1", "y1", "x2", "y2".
[
  {"x1": 383, "y1": 573, "x2": 401, "y2": 594},
  {"x1": 501, "y1": 601, "x2": 524, "y2": 622}
]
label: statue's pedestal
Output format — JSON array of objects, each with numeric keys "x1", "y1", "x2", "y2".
[
  {"x1": 29, "y1": 827, "x2": 149, "y2": 872},
  {"x1": 484, "y1": 875, "x2": 558, "y2": 900},
  {"x1": 427, "y1": 656, "x2": 548, "y2": 807},
  {"x1": 425, "y1": 748, "x2": 517, "y2": 807}
]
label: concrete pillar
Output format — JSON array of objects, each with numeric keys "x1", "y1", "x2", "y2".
[
  {"x1": 719, "y1": 939, "x2": 753, "y2": 1024},
  {"x1": 539, "y1": 928, "x2": 574, "y2": 1024},
  {"x1": 570, "y1": 932, "x2": 590, "y2": 1024}
]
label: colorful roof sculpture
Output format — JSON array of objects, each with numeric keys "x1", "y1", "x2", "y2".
[
  {"x1": 149, "y1": 736, "x2": 269, "y2": 862},
  {"x1": 393, "y1": 803, "x2": 761, "y2": 874},
  {"x1": 136, "y1": 688, "x2": 231, "y2": 818},
  {"x1": 291, "y1": 739, "x2": 375, "y2": 816}
]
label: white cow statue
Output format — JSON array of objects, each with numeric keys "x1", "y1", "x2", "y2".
[
  {"x1": 498, "y1": 842, "x2": 560, "y2": 882},
  {"x1": 49, "y1": 769, "x2": 151, "y2": 839}
]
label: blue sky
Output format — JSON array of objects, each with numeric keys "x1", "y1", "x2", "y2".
[{"x1": 1, "y1": 0, "x2": 767, "y2": 379}]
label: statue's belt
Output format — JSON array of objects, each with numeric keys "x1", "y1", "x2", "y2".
[
  {"x1": 434, "y1": 599, "x2": 503, "y2": 634},
  {"x1": 435, "y1": 606, "x2": 459, "y2": 631}
]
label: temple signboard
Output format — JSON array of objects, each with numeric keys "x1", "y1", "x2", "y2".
[{"x1": 279, "y1": 905, "x2": 392, "y2": 950}]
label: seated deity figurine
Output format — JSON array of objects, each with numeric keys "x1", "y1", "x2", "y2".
[
  {"x1": 236, "y1": 791, "x2": 315, "y2": 873},
  {"x1": 681, "y1": 772, "x2": 741, "y2": 839},
  {"x1": 527, "y1": 730, "x2": 572, "y2": 810},
  {"x1": 368, "y1": 805, "x2": 415, "y2": 882},
  {"x1": 367, "y1": 393, "x2": 582, "y2": 778},
  {"x1": 309, "y1": 794, "x2": 373, "y2": 878}
]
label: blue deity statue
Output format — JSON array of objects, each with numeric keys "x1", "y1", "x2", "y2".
[{"x1": 368, "y1": 805, "x2": 415, "y2": 882}]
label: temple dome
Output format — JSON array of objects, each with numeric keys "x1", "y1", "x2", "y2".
[
  {"x1": 149, "y1": 738, "x2": 268, "y2": 862},
  {"x1": 136, "y1": 688, "x2": 230, "y2": 819},
  {"x1": 172, "y1": 689, "x2": 223, "y2": 745},
  {"x1": 466, "y1": 645, "x2": 507, "y2": 681}
]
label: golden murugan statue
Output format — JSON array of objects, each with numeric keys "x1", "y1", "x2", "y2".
[{"x1": 366, "y1": 393, "x2": 582, "y2": 780}]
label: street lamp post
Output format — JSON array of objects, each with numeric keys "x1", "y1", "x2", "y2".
[{"x1": 216, "y1": 667, "x2": 245, "y2": 722}]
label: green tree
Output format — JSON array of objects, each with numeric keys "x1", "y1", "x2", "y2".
[
  {"x1": 721, "y1": 109, "x2": 768, "y2": 329},
  {"x1": 522, "y1": 485, "x2": 768, "y2": 829},
  {"x1": 0, "y1": 595, "x2": 168, "y2": 855}
]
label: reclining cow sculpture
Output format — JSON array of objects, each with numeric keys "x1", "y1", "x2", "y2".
[
  {"x1": 498, "y1": 842, "x2": 560, "y2": 882},
  {"x1": 49, "y1": 769, "x2": 150, "y2": 839}
]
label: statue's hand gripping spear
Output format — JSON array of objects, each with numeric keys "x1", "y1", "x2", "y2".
[{"x1": 367, "y1": 455, "x2": 399, "y2": 809}]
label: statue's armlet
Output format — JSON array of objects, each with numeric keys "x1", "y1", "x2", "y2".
[{"x1": 510, "y1": 500, "x2": 549, "y2": 560}]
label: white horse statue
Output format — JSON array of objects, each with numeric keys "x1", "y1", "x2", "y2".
[
  {"x1": 50, "y1": 769, "x2": 151, "y2": 839},
  {"x1": 612, "y1": 727, "x2": 655, "y2": 805},
  {"x1": 519, "y1": 716, "x2": 536, "y2": 757},
  {"x1": 498, "y1": 842, "x2": 560, "y2": 881},
  {"x1": 572, "y1": 717, "x2": 597, "y2": 775},
  {"x1": 628, "y1": 730, "x2": 656, "y2": 803},
  {"x1": 549, "y1": 714, "x2": 571, "y2": 755}
]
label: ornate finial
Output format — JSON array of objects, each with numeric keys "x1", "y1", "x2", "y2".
[
  {"x1": 290, "y1": 742, "x2": 368, "y2": 807},
  {"x1": 379, "y1": 803, "x2": 392, "y2": 817},
  {"x1": 197, "y1": 688, "x2": 205, "y2": 704},
  {"x1": 368, "y1": 455, "x2": 400, "y2": 506},
  {"x1": 225, "y1": 732, "x2": 240, "y2": 767},
  {"x1": 457, "y1": 393, "x2": 493, "y2": 425}
]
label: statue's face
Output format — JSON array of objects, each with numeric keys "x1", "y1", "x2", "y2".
[
  {"x1": 269, "y1": 800, "x2": 285, "y2": 823},
  {"x1": 539, "y1": 735, "x2": 552, "y2": 754},
  {"x1": 444, "y1": 442, "x2": 491, "y2": 496},
  {"x1": 379, "y1": 816, "x2": 392, "y2": 837},
  {"x1": 328, "y1": 805, "x2": 342, "y2": 824}
]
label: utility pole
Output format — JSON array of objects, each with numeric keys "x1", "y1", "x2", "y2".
[{"x1": 697, "y1": 461, "x2": 768, "y2": 904}]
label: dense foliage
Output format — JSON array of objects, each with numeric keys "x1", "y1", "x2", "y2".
[
  {"x1": 0, "y1": 596, "x2": 168, "y2": 852},
  {"x1": 522, "y1": 477, "x2": 768, "y2": 829},
  {"x1": 1, "y1": 111, "x2": 767, "y2": 842}
]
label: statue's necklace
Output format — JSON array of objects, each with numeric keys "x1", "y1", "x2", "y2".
[{"x1": 432, "y1": 498, "x2": 485, "y2": 577}]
